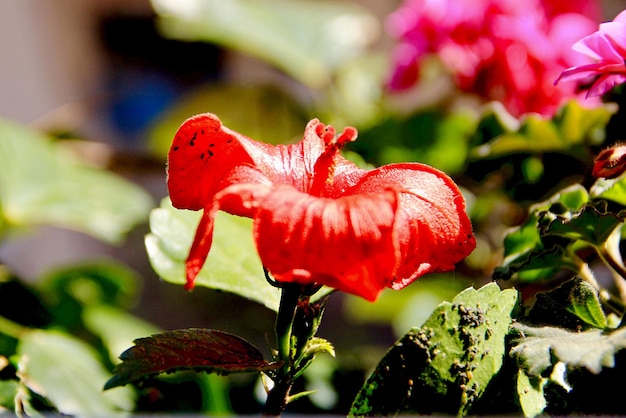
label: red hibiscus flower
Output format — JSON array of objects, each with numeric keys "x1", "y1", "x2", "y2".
[
  {"x1": 556, "y1": 10, "x2": 626, "y2": 98},
  {"x1": 167, "y1": 114, "x2": 475, "y2": 301}
]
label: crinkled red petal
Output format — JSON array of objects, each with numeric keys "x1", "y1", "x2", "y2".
[
  {"x1": 347, "y1": 163, "x2": 475, "y2": 290},
  {"x1": 254, "y1": 185, "x2": 400, "y2": 301}
]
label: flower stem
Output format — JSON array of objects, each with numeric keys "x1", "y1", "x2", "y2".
[
  {"x1": 262, "y1": 283, "x2": 301, "y2": 416},
  {"x1": 0, "y1": 315, "x2": 29, "y2": 339}
]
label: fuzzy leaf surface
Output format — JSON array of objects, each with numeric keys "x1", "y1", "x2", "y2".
[{"x1": 510, "y1": 323, "x2": 626, "y2": 377}]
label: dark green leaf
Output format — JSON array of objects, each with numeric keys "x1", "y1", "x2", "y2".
[
  {"x1": 105, "y1": 328, "x2": 280, "y2": 390},
  {"x1": 527, "y1": 278, "x2": 607, "y2": 330},
  {"x1": 539, "y1": 200, "x2": 625, "y2": 246},
  {"x1": 0, "y1": 118, "x2": 153, "y2": 243},
  {"x1": 496, "y1": 185, "x2": 589, "y2": 283},
  {"x1": 493, "y1": 244, "x2": 580, "y2": 283},
  {"x1": 350, "y1": 283, "x2": 518, "y2": 416}
]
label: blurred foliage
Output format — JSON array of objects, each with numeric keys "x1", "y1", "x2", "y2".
[{"x1": 0, "y1": 118, "x2": 154, "y2": 244}]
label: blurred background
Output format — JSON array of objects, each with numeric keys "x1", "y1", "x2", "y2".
[{"x1": 1, "y1": 0, "x2": 625, "y2": 414}]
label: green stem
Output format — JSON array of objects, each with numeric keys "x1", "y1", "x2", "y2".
[
  {"x1": 0, "y1": 315, "x2": 29, "y2": 339},
  {"x1": 263, "y1": 284, "x2": 301, "y2": 416}
]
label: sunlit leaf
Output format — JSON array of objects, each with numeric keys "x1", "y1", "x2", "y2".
[
  {"x1": 105, "y1": 328, "x2": 280, "y2": 389},
  {"x1": 151, "y1": 0, "x2": 379, "y2": 88},
  {"x1": 0, "y1": 380, "x2": 18, "y2": 412},
  {"x1": 145, "y1": 198, "x2": 282, "y2": 310},
  {"x1": 516, "y1": 370, "x2": 547, "y2": 418},
  {"x1": 471, "y1": 101, "x2": 615, "y2": 158},
  {"x1": 0, "y1": 118, "x2": 153, "y2": 243},
  {"x1": 17, "y1": 329, "x2": 134, "y2": 416},
  {"x1": 350, "y1": 283, "x2": 518, "y2": 416},
  {"x1": 591, "y1": 175, "x2": 626, "y2": 206}
]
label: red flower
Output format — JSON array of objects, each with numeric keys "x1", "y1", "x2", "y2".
[
  {"x1": 167, "y1": 114, "x2": 475, "y2": 301},
  {"x1": 556, "y1": 11, "x2": 626, "y2": 98}
]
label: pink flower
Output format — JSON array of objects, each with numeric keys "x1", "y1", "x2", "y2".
[
  {"x1": 386, "y1": 0, "x2": 600, "y2": 117},
  {"x1": 556, "y1": 11, "x2": 626, "y2": 98}
]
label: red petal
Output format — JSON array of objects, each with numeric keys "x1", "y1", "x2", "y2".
[
  {"x1": 167, "y1": 113, "x2": 273, "y2": 211},
  {"x1": 254, "y1": 185, "x2": 400, "y2": 301},
  {"x1": 348, "y1": 163, "x2": 475, "y2": 289}
]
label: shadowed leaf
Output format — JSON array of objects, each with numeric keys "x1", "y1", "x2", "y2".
[{"x1": 105, "y1": 328, "x2": 280, "y2": 390}]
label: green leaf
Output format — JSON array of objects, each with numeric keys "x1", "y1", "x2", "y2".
[
  {"x1": 0, "y1": 118, "x2": 153, "y2": 243},
  {"x1": 516, "y1": 370, "x2": 547, "y2": 418},
  {"x1": 17, "y1": 329, "x2": 134, "y2": 416},
  {"x1": 539, "y1": 200, "x2": 626, "y2": 246},
  {"x1": 104, "y1": 328, "x2": 280, "y2": 390},
  {"x1": 527, "y1": 278, "x2": 607, "y2": 330},
  {"x1": 471, "y1": 101, "x2": 615, "y2": 158},
  {"x1": 350, "y1": 283, "x2": 518, "y2": 416},
  {"x1": 151, "y1": 0, "x2": 378, "y2": 88},
  {"x1": 496, "y1": 185, "x2": 590, "y2": 283},
  {"x1": 145, "y1": 198, "x2": 282, "y2": 311},
  {"x1": 510, "y1": 323, "x2": 626, "y2": 378},
  {"x1": 82, "y1": 305, "x2": 162, "y2": 365},
  {"x1": 591, "y1": 175, "x2": 626, "y2": 206},
  {"x1": 0, "y1": 379, "x2": 18, "y2": 412},
  {"x1": 502, "y1": 185, "x2": 588, "y2": 259}
]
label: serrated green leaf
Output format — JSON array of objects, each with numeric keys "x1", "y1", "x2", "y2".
[
  {"x1": 350, "y1": 283, "x2": 518, "y2": 416},
  {"x1": 0, "y1": 118, "x2": 153, "y2": 243},
  {"x1": 540, "y1": 201, "x2": 625, "y2": 246},
  {"x1": 105, "y1": 328, "x2": 280, "y2": 390},
  {"x1": 591, "y1": 175, "x2": 626, "y2": 206},
  {"x1": 17, "y1": 329, "x2": 134, "y2": 416},
  {"x1": 496, "y1": 185, "x2": 591, "y2": 283},
  {"x1": 510, "y1": 323, "x2": 626, "y2": 378},
  {"x1": 494, "y1": 243, "x2": 580, "y2": 283},
  {"x1": 145, "y1": 197, "x2": 282, "y2": 310}
]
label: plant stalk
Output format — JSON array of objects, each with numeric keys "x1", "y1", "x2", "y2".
[{"x1": 262, "y1": 284, "x2": 301, "y2": 416}]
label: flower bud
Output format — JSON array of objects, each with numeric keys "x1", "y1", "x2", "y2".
[{"x1": 592, "y1": 144, "x2": 626, "y2": 179}]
